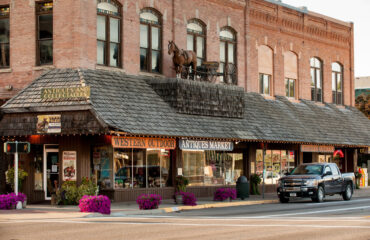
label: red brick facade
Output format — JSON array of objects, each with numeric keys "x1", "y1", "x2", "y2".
[{"x1": 0, "y1": 0, "x2": 355, "y2": 106}]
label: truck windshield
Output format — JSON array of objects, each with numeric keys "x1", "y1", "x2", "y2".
[{"x1": 291, "y1": 165, "x2": 323, "y2": 175}]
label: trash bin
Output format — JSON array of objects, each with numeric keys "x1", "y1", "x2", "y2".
[{"x1": 236, "y1": 176, "x2": 249, "y2": 200}]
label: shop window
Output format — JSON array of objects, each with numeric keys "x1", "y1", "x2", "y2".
[
  {"x1": 219, "y1": 27, "x2": 237, "y2": 85},
  {"x1": 285, "y1": 78, "x2": 296, "y2": 98},
  {"x1": 187, "y1": 19, "x2": 206, "y2": 67},
  {"x1": 91, "y1": 146, "x2": 113, "y2": 189},
  {"x1": 36, "y1": 2, "x2": 53, "y2": 66},
  {"x1": 259, "y1": 73, "x2": 271, "y2": 95},
  {"x1": 140, "y1": 8, "x2": 162, "y2": 73},
  {"x1": 0, "y1": 6, "x2": 10, "y2": 68},
  {"x1": 258, "y1": 45, "x2": 273, "y2": 96},
  {"x1": 182, "y1": 151, "x2": 243, "y2": 186},
  {"x1": 332, "y1": 62, "x2": 343, "y2": 105},
  {"x1": 97, "y1": 0, "x2": 121, "y2": 67},
  {"x1": 310, "y1": 57, "x2": 322, "y2": 102},
  {"x1": 113, "y1": 148, "x2": 170, "y2": 189},
  {"x1": 33, "y1": 145, "x2": 44, "y2": 191},
  {"x1": 256, "y1": 149, "x2": 295, "y2": 184}
]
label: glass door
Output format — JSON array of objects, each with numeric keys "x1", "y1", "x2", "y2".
[{"x1": 43, "y1": 146, "x2": 59, "y2": 200}]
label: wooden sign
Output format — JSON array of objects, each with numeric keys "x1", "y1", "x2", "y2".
[
  {"x1": 112, "y1": 136, "x2": 176, "y2": 149},
  {"x1": 37, "y1": 115, "x2": 61, "y2": 133},
  {"x1": 41, "y1": 86, "x2": 90, "y2": 100},
  {"x1": 301, "y1": 145, "x2": 334, "y2": 153}
]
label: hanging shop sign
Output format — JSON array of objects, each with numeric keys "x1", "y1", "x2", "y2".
[
  {"x1": 36, "y1": 115, "x2": 61, "y2": 133},
  {"x1": 300, "y1": 145, "x2": 334, "y2": 153},
  {"x1": 41, "y1": 86, "x2": 90, "y2": 100},
  {"x1": 179, "y1": 139, "x2": 234, "y2": 151},
  {"x1": 62, "y1": 151, "x2": 77, "y2": 181},
  {"x1": 112, "y1": 136, "x2": 176, "y2": 149}
]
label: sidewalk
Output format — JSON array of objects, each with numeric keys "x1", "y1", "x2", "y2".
[{"x1": 2, "y1": 187, "x2": 370, "y2": 218}]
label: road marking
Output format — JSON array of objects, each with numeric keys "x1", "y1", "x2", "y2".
[
  {"x1": 2, "y1": 219, "x2": 370, "y2": 229},
  {"x1": 304, "y1": 198, "x2": 370, "y2": 206}
]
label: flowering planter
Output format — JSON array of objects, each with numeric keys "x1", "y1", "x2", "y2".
[
  {"x1": 180, "y1": 192, "x2": 197, "y2": 206},
  {"x1": 214, "y1": 188, "x2": 237, "y2": 202},
  {"x1": 136, "y1": 194, "x2": 162, "y2": 210},
  {"x1": 79, "y1": 195, "x2": 111, "y2": 215},
  {"x1": 0, "y1": 193, "x2": 26, "y2": 210}
]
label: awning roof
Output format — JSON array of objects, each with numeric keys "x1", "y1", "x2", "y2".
[{"x1": 1, "y1": 68, "x2": 369, "y2": 147}]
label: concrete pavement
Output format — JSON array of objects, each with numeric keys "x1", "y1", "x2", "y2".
[{"x1": 1, "y1": 187, "x2": 369, "y2": 219}]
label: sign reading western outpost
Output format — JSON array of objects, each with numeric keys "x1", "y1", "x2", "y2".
[
  {"x1": 112, "y1": 136, "x2": 176, "y2": 149},
  {"x1": 179, "y1": 139, "x2": 234, "y2": 151}
]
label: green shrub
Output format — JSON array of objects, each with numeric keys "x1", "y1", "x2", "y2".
[
  {"x1": 6, "y1": 167, "x2": 28, "y2": 192},
  {"x1": 56, "y1": 178, "x2": 98, "y2": 205}
]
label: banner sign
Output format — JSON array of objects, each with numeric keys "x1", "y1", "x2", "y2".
[
  {"x1": 112, "y1": 136, "x2": 176, "y2": 149},
  {"x1": 63, "y1": 151, "x2": 77, "y2": 181},
  {"x1": 41, "y1": 86, "x2": 90, "y2": 100},
  {"x1": 179, "y1": 139, "x2": 234, "y2": 151},
  {"x1": 37, "y1": 115, "x2": 61, "y2": 133},
  {"x1": 301, "y1": 145, "x2": 334, "y2": 153}
]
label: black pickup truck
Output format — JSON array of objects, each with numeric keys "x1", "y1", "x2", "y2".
[{"x1": 277, "y1": 163, "x2": 355, "y2": 203}]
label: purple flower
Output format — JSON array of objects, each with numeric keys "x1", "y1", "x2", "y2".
[
  {"x1": 136, "y1": 194, "x2": 162, "y2": 210},
  {"x1": 180, "y1": 192, "x2": 197, "y2": 206},
  {"x1": 78, "y1": 195, "x2": 111, "y2": 214},
  {"x1": 0, "y1": 193, "x2": 24, "y2": 210},
  {"x1": 214, "y1": 188, "x2": 237, "y2": 201}
]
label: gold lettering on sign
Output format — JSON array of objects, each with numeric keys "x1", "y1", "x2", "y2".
[
  {"x1": 41, "y1": 87, "x2": 91, "y2": 100},
  {"x1": 301, "y1": 145, "x2": 334, "y2": 153}
]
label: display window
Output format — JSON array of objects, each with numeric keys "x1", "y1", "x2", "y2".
[
  {"x1": 113, "y1": 148, "x2": 171, "y2": 189},
  {"x1": 255, "y1": 149, "x2": 295, "y2": 184},
  {"x1": 91, "y1": 145, "x2": 113, "y2": 189},
  {"x1": 182, "y1": 150, "x2": 243, "y2": 186}
]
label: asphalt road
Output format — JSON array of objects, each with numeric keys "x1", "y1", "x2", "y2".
[{"x1": 1, "y1": 196, "x2": 370, "y2": 240}]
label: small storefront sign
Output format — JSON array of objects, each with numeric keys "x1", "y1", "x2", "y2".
[
  {"x1": 301, "y1": 145, "x2": 334, "y2": 153},
  {"x1": 112, "y1": 136, "x2": 176, "y2": 149},
  {"x1": 62, "y1": 151, "x2": 77, "y2": 181},
  {"x1": 37, "y1": 115, "x2": 61, "y2": 133},
  {"x1": 179, "y1": 139, "x2": 234, "y2": 151},
  {"x1": 41, "y1": 86, "x2": 90, "y2": 100}
]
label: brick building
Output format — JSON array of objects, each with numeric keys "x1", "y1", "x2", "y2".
[{"x1": 0, "y1": 0, "x2": 368, "y2": 202}]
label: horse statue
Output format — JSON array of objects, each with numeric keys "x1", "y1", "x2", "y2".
[{"x1": 168, "y1": 40, "x2": 197, "y2": 79}]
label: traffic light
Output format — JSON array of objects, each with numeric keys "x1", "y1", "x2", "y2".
[
  {"x1": 3, "y1": 142, "x2": 30, "y2": 154},
  {"x1": 4, "y1": 142, "x2": 16, "y2": 153}
]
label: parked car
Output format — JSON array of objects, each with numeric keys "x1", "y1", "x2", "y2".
[{"x1": 277, "y1": 163, "x2": 355, "y2": 203}]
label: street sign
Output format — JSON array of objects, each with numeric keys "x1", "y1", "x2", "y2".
[{"x1": 3, "y1": 142, "x2": 30, "y2": 154}]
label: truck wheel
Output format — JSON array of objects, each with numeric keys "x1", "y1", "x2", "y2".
[
  {"x1": 342, "y1": 184, "x2": 352, "y2": 201},
  {"x1": 312, "y1": 186, "x2": 325, "y2": 203},
  {"x1": 279, "y1": 195, "x2": 289, "y2": 203}
]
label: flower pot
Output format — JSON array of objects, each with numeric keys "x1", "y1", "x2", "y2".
[
  {"x1": 22, "y1": 200, "x2": 27, "y2": 208},
  {"x1": 175, "y1": 194, "x2": 182, "y2": 204}
]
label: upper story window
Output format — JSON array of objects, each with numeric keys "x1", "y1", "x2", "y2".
[
  {"x1": 0, "y1": 6, "x2": 10, "y2": 68},
  {"x1": 97, "y1": 0, "x2": 121, "y2": 67},
  {"x1": 36, "y1": 2, "x2": 53, "y2": 66},
  {"x1": 284, "y1": 51, "x2": 298, "y2": 99},
  {"x1": 140, "y1": 8, "x2": 162, "y2": 73},
  {"x1": 258, "y1": 45, "x2": 273, "y2": 95},
  {"x1": 310, "y1": 57, "x2": 322, "y2": 102},
  {"x1": 332, "y1": 62, "x2": 343, "y2": 105},
  {"x1": 219, "y1": 27, "x2": 237, "y2": 85},
  {"x1": 187, "y1": 19, "x2": 206, "y2": 66}
]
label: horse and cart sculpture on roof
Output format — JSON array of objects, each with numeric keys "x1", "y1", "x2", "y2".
[{"x1": 168, "y1": 41, "x2": 237, "y2": 84}]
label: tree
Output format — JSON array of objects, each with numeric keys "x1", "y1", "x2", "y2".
[{"x1": 355, "y1": 93, "x2": 370, "y2": 119}]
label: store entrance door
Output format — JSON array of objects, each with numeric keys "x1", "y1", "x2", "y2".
[{"x1": 44, "y1": 146, "x2": 59, "y2": 200}]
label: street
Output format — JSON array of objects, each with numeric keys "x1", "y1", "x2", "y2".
[{"x1": 1, "y1": 196, "x2": 370, "y2": 240}]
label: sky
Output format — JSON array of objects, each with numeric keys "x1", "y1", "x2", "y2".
[{"x1": 282, "y1": 0, "x2": 370, "y2": 77}]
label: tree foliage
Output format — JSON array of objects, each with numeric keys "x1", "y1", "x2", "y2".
[{"x1": 355, "y1": 93, "x2": 370, "y2": 119}]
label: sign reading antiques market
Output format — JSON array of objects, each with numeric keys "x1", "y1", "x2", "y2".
[
  {"x1": 41, "y1": 86, "x2": 90, "y2": 100},
  {"x1": 179, "y1": 139, "x2": 234, "y2": 151},
  {"x1": 112, "y1": 136, "x2": 176, "y2": 149}
]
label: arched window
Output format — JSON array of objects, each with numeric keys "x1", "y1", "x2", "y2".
[
  {"x1": 310, "y1": 57, "x2": 322, "y2": 102},
  {"x1": 258, "y1": 45, "x2": 273, "y2": 95},
  {"x1": 219, "y1": 27, "x2": 237, "y2": 85},
  {"x1": 140, "y1": 8, "x2": 162, "y2": 73},
  {"x1": 187, "y1": 19, "x2": 206, "y2": 66},
  {"x1": 97, "y1": 0, "x2": 121, "y2": 67},
  {"x1": 284, "y1": 51, "x2": 298, "y2": 98},
  {"x1": 332, "y1": 62, "x2": 343, "y2": 105}
]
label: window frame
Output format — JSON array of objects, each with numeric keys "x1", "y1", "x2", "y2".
[
  {"x1": 310, "y1": 57, "x2": 323, "y2": 102},
  {"x1": 332, "y1": 62, "x2": 343, "y2": 105},
  {"x1": 285, "y1": 78, "x2": 296, "y2": 98},
  {"x1": 36, "y1": 1, "x2": 53, "y2": 66},
  {"x1": 97, "y1": 0, "x2": 122, "y2": 67},
  {"x1": 259, "y1": 73, "x2": 271, "y2": 95},
  {"x1": 186, "y1": 18, "x2": 206, "y2": 67},
  {"x1": 0, "y1": 5, "x2": 10, "y2": 69},
  {"x1": 140, "y1": 8, "x2": 162, "y2": 74},
  {"x1": 219, "y1": 27, "x2": 237, "y2": 85}
]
